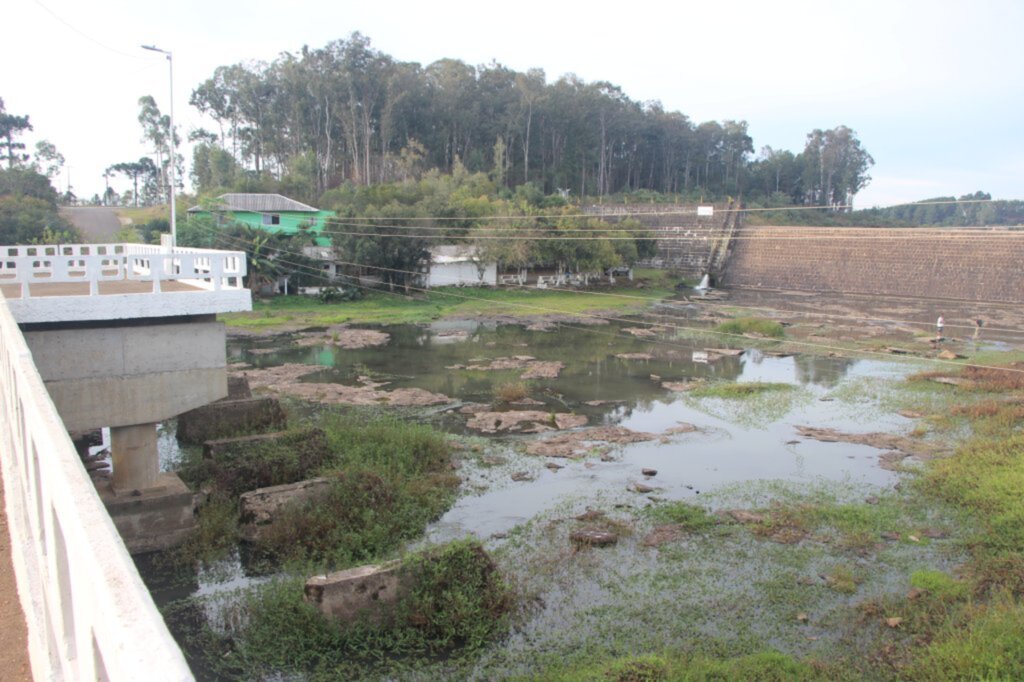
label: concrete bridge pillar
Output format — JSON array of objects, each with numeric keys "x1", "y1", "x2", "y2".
[
  {"x1": 110, "y1": 424, "x2": 160, "y2": 492},
  {"x1": 21, "y1": 317, "x2": 231, "y2": 552}
]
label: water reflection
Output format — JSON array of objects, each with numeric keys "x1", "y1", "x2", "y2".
[{"x1": 231, "y1": 322, "x2": 858, "y2": 419}]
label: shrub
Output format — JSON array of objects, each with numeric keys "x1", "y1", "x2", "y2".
[
  {"x1": 495, "y1": 381, "x2": 529, "y2": 403},
  {"x1": 230, "y1": 540, "x2": 515, "y2": 678},
  {"x1": 197, "y1": 428, "x2": 331, "y2": 498},
  {"x1": 395, "y1": 539, "x2": 515, "y2": 652},
  {"x1": 318, "y1": 285, "x2": 362, "y2": 304},
  {"x1": 321, "y1": 413, "x2": 451, "y2": 480}
]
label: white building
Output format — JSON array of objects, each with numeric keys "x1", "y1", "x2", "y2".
[{"x1": 424, "y1": 245, "x2": 496, "y2": 287}]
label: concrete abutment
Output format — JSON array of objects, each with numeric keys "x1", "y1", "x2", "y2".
[{"x1": 22, "y1": 316, "x2": 231, "y2": 552}]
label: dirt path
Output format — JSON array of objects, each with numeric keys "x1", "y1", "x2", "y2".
[
  {"x1": 60, "y1": 206, "x2": 123, "y2": 242},
  {"x1": 0, "y1": 472, "x2": 32, "y2": 681}
]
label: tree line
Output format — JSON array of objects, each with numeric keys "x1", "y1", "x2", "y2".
[
  {"x1": 0, "y1": 98, "x2": 80, "y2": 244},
  {"x1": 185, "y1": 32, "x2": 874, "y2": 210}
]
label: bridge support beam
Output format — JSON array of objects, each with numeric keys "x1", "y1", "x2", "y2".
[{"x1": 21, "y1": 317, "x2": 228, "y2": 552}]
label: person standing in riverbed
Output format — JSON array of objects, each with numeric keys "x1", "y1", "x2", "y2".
[
  {"x1": 936, "y1": 315, "x2": 944, "y2": 340},
  {"x1": 974, "y1": 318, "x2": 984, "y2": 340}
]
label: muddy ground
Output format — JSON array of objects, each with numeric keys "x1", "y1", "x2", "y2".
[{"x1": 704, "y1": 288, "x2": 1024, "y2": 346}]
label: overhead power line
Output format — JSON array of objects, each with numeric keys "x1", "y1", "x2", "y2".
[
  {"x1": 213, "y1": 196, "x2": 1009, "y2": 224},
  {"x1": 191, "y1": 221, "x2": 1024, "y2": 333},
  {"x1": 215, "y1": 210, "x2": 1024, "y2": 241},
  {"x1": 34, "y1": 0, "x2": 147, "y2": 60},
  {"x1": 191, "y1": 222, "x2": 1024, "y2": 371}
]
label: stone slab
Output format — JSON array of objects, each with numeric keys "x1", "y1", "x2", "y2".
[
  {"x1": 238, "y1": 477, "x2": 333, "y2": 541},
  {"x1": 176, "y1": 396, "x2": 287, "y2": 444},
  {"x1": 305, "y1": 563, "x2": 405, "y2": 626},
  {"x1": 200, "y1": 427, "x2": 328, "y2": 497},
  {"x1": 223, "y1": 375, "x2": 252, "y2": 400}
]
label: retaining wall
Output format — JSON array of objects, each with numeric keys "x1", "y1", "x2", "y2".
[
  {"x1": 719, "y1": 226, "x2": 1024, "y2": 303},
  {"x1": 584, "y1": 204, "x2": 731, "y2": 280}
]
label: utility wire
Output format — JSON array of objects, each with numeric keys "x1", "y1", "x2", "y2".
[
  {"x1": 248, "y1": 213, "x2": 1024, "y2": 236},
  {"x1": 207, "y1": 196, "x2": 1011, "y2": 223},
  {"x1": 194, "y1": 222, "x2": 1024, "y2": 334},
  {"x1": 229, "y1": 217, "x2": 1024, "y2": 242},
  {"x1": 192, "y1": 223, "x2": 1024, "y2": 373},
  {"x1": 34, "y1": 0, "x2": 147, "y2": 60}
]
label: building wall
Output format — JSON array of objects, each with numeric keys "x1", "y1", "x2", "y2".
[
  {"x1": 720, "y1": 226, "x2": 1024, "y2": 303},
  {"x1": 195, "y1": 210, "x2": 335, "y2": 246},
  {"x1": 427, "y1": 261, "x2": 496, "y2": 287}
]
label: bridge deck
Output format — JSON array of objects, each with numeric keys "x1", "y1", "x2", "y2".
[
  {"x1": 1, "y1": 279, "x2": 202, "y2": 299},
  {"x1": 0, "y1": 474, "x2": 32, "y2": 681}
]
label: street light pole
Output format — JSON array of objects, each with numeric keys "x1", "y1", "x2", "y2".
[{"x1": 141, "y1": 44, "x2": 176, "y2": 248}]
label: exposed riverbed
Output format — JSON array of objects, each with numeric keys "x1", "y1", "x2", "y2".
[{"x1": 144, "y1": 291, "x2": 1023, "y2": 680}]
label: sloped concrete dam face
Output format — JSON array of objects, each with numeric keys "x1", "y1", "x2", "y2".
[{"x1": 720, "y1": 226, "x2": 1024, "y2": 303}]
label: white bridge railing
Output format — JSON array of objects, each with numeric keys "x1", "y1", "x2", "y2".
[
  {"x1": 0, "y1": 296, "x2": 193, "y2": 680},
  {"x1": 0, "y1": 242, "x2": 246, "y2": 297}
]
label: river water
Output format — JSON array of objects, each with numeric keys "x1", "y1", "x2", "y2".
[{"x1": 148, "y1": 318, "x2": 923, "y2": 678}]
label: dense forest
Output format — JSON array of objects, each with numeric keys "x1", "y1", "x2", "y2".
[
  {"x1": 2, "y1": 32, "x2": 1021, "y2": 255},
  {"x1": 184, "y1": 32, "x2": 874, "y2": 210}
]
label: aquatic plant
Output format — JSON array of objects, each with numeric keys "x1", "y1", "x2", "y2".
[{"x1": 715, "y1": 317, "x2": 786, "y2": 339}]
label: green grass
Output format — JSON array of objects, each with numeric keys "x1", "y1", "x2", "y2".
[
  {"x1": 221, "y1": 286, "x2": 673, "y2": 329},
  {"x1": 714, "y1": 317, "x2": 786, "y2": 339},
  {"x1": 537, "y1": 650, "x2": 834, "y2": 681},
  {"x1": 921, "y1": 433, "x2": 1024, "y2": 553},
  {"x1": 192, "y1": 539, "x2": 515, "y2": 680},
  {"x1": 633, "y1": 267, "x2": 687, "y2": 288},
  {"x1": 906, "y1": 596, "x2": 1024, "y2": 681},
  {"x1": 644, "y1": 501, "x2": 718, "y2": 532},
  {"x1": 179, "y1": 412, "x2": 458, "y2": 570},
  {"x1": 883, "y1": 362, "x2": 1024, "y2": 678},
  {"x1": 910, "y1": 570, "x2": 969, "y2": 602},
  {"x1": 688, "y1": 381, "x2": 794, "y2": 399}
]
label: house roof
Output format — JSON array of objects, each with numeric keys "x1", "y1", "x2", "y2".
[{"x1": 187, "y1": 193, "x2": 318, "y2": 213}]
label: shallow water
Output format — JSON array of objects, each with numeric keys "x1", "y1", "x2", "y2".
[
  {"x1": 148, "y1": 319, "x2": 926, "y2": 678},
  {"x1": 213, "y1": 320, "x2": 913, "y2": 544}
]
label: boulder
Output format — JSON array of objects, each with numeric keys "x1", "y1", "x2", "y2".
[{"x1": 570, "y1": 528, "x2": 619, "y2": 547}]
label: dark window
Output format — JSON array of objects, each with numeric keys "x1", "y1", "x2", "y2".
[{"x1": 262, "y1": 214, "x2": 281, "y2": 226}]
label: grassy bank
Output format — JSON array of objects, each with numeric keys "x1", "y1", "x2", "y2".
[
  {"x1": 178, "y1": 411, "x2": 458, "y2": 570},
  {"x1": 444, "y1": 355, "x2": 1022, "y2": 680},
  {"x1": 168, "y1": 311, "x2": 1024, "y2": 678},
  {"x1": 221, "y1": 283, "x2": 676, "y2": 329}
]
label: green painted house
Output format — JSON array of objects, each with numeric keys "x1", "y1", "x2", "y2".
[{"x1": 187, "y1": 193, "x2": 334, "y2": 246}]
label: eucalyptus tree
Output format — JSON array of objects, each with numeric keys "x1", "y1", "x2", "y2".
[
  {"x1": 801, "y1": 126, "x2": 874, "y2": 210},
  {"x1": 137, "y1": 95, "x2": 182, "y2": 201}
]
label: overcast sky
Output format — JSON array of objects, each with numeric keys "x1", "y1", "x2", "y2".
[{"x1": 5, "y1": 0, "x2": 1022, "y2": 208}]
